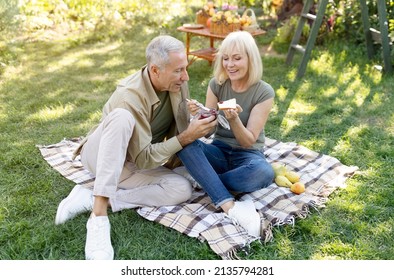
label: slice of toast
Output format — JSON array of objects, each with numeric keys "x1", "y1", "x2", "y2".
[{"x1": 217, "y1": 98, "x2": 236, "y2": 110}]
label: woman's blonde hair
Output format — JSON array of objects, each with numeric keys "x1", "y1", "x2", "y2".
[{"x1": 213, "y1": 31, "x2": 263, "y2": 87}]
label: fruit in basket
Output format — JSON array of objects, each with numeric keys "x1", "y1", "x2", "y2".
[
  {"x1": 206, "y1": 17, "x2": 212, "y2": 28},
  {"x1": 224, "y1": 10, "x2": 232, "y2": 18},
  {"x1": 207, "y1": 5, "x2": 244, "y2": 35},
  {"x1": 240, "y1": 15, "x2": 252, "y2": 27}
]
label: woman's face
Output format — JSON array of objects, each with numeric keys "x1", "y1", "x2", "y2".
[{"x1": 222, "y1": 48, "x2": 249, "y2": 82}]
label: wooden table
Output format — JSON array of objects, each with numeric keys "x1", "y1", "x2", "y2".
[{"x1": 177, "y1": 26, "x2": 266, "y2": 66}]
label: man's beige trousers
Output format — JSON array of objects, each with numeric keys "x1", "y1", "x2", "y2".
[{"x1": 80, "y1": 108, "x2": 192, "y2": 212}]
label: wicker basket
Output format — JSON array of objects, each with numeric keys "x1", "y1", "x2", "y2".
[
  {"x1": 211, "y1": 21, "x2": 241, "y2": 35},
  {"x1": 241, "y1": 8, "x2": 260, "y2": 33},
  {"x1": 211, "y1": 21, "x2": 223, "y2": 35},
  {"x1": 196, "y1": 12, "x2": 210, "y2": 26},
  {"x1": 232, "y1": 22, "x2": 241, "y2": 32},
  {"x1": 222, "y1": 22, "x2": 232, "y2": 35}
]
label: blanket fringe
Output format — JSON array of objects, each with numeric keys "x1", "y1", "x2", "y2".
[
  {"x1": 225, "y1": 249, "x2": 241, "y2": 260},
  {"x1": 268, "y1": 201, "x2": 321, "y2": 234},
  {"x1": 262, "y1": 223, "x2": 274, "y2": 243}
]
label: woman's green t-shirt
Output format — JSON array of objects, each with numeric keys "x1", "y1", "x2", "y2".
[{"x1": 209, "y1": 78, "x2": 275, "y2": 150}]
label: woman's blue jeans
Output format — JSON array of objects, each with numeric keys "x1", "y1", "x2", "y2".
[{"x1": 177, "y1": 139, "x2": 274, "y2": 207}]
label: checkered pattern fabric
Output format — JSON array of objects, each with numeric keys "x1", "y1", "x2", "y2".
[{"x1": 37, "y1": 137, "x2": 358, "y2": 259}]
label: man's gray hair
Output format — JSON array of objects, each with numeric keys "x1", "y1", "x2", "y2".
[{"x1": 146, "y1": 35, "x2": 185, "y2": 69}]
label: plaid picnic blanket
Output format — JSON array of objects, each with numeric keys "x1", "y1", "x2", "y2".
[{"x1": 37, "y1": 137, "x2": 358, "y2": 260}]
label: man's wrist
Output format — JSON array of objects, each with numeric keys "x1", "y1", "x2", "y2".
[{"x1": 177, "y1": 131, "x2": 193, "y2": 147}]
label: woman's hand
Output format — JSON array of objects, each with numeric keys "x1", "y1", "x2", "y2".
[
  {"x1": 229, "y1": 98, "x2": 274, "y2": 148},
  {"x1": 186, "y1": 99, "x2": 200, "y2": 117},
  {"x1": 222, "y1": 104, "x2": 243, "y2": 121}
]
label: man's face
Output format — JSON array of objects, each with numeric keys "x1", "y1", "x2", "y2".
[{"x1": 154, "y1": 51, "x2": 189, "y2": 92}]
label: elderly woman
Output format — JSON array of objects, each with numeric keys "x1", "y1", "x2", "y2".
[{"x1": 178, "y1": 31, "x2": 275, "y2": 237}]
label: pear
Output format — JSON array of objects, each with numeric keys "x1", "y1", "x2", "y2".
[
  {"x1": 285, "y1": 170, "x2": 300, "y2": 183},
  {"x1": 271, "y1": 162, "x2": 287, "y2": 177},
  {"x1": 275, "y1": 175, "x2": 293, "y2": 188},
  {"x1": 291, "y1": 182, "x2": 305, "y2": 194}
]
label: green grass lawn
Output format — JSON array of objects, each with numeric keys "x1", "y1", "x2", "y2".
[{"x1": 0, "y1": 21, "x2": 393, "y2": 260}]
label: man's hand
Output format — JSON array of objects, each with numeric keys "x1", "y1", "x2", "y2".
[{"x1": 177, "y1": 115, "x2": 217, "y2": 147}]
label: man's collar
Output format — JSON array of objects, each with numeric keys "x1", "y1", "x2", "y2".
[{"x1": 142, "y1": 65, "x2": 160, "y2": 106}]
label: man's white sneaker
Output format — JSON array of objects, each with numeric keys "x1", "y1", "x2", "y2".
[
  {"x1": 85, "y1": 214, "x2": 114, "y2": 260},
  {"x1": 227, "y1": 200, "x2": 261, "y2": 237},
  {"x1": 55, "y1": 185, "x2": 93, "y2": 225}
]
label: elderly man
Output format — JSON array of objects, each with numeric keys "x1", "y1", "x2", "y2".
[{"x1": 55, "y1": 35, "x2": 217, "y2": 260}]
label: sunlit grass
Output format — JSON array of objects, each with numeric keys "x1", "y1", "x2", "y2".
[
  {"x1": 0, "y1": 8, "x2": 393, "y2": 260},
  {"x1": 27, "y1": 103, "x2": 75, "y2": 123}
]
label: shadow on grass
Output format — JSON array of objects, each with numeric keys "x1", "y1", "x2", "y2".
[
  {"x1": 262, "y1": 41, "x2": 393, "y2": 259},
  {"x1": 0, "y1": 21, "x2": 393, "y2": 260}
]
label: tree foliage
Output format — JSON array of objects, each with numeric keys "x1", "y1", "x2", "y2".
[
  {"x1": 0, "y1": 0, "x2": 393, "y2": 45},
  {"x1": 6, "y1": 0, "x2": 201, "y2": 40},
  {"x1": 0, "y1": 0, "x2": 19, "y2": 36},
  {"x1": 332, "y1": 0, "x2": 394, "y2": 43}
]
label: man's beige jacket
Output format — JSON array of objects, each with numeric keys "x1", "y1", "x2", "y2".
[{"x1": 73, "y1": 65, "x2": 190, "y2": 170}]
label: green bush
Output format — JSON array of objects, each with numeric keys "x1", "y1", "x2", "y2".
[
  {"x1": 14, "y1": 0, "x2": 203, "y2": 40},
  {"x1": 331, "y1": 0, "x2": 394, "y2": 43},
  {"x1": 271, "y1": 0, "x2": 393, "y2": 58},
  {"x1": 0, "y1": 0, "x2": 19, "y2": 36}
]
